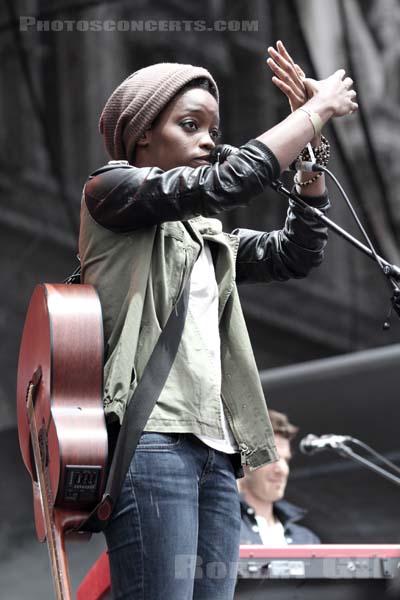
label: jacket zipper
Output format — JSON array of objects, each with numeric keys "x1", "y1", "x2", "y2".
[
  {"x1": 239, "y1": 443, "x2": 251, "y2": 466},
  {"x1": 221, "y1": 393, "x2": 252, "y2": 466}
]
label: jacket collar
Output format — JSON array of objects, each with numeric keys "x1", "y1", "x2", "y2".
[
  {"x1": 239, "y1": 494, "x2": 307, "y2": 527},
  {"x1": 273, "y1": 499, "x2": 307, "y2": 526}
]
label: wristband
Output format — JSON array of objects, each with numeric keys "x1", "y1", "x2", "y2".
[{"x1": 298, "y1": 107, "x2": 323, "y2": 137}]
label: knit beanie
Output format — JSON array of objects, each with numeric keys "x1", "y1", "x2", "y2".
[{"x1": 99, "y1": 63, "x2": 219, "y2": 162}]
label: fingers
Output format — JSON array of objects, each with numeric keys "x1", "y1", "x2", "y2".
[
  {"x1": 266, "y1": 45, "x2": 306, "y2": 101},
  {"x1": 271, "y1": 75, "x2": 305, "y2": 108},
  {"x1": 344, "y1": 77, "x2": 354, "y2": 89},
  {"x1": 349, "y1": 98, "x2": 359, "y2": 114},
  {"x1": 295, "y1": 64, "x2": 306, "y2": 80},
  {"x1": 276, "y1": 40, "x2": 297, "y2": 70},
  {"x1": 335, "y1": 68, "x2": 346, "y2": 79},
  {"x1": 303, "y1": 77, "x2": 319, "y2": 98},
  {"x1": 276, "y1": 40, "x2": 307, "y2": 83},
  {"x1": 267, "y1": 45, "x2": 303, "y2": 86},
  {"x1": 267, "y1": 54, "x2": 305, "y2": 98},
  {"x1": 326, "y1": 70, "x2": 358, "y2": 116},
  {"x1": 342, "y1": 75, "x2": 358, "y2": 114}
]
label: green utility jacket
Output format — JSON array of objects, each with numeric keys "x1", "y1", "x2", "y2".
[{"x1": 79, "y1": 140, "x2": 329, "y2": 469}]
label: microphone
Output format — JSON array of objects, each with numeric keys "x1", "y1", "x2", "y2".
[
  {"x1": 287, "y1": 160, "x2": 324, "y2": 172},
  {"x1": 209, "y1": 144, "x2": 239, "y2": 164},
  {"x1": 299, "y1": 433, "x2": 352, "y2": 455}
]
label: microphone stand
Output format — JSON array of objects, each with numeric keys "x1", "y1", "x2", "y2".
[
  {"x1": 325, "y1": 440, "x2": 400, "y2": 487},
  {"x1": 271, "y1": 179, "x2": 400, "y2": 326}
]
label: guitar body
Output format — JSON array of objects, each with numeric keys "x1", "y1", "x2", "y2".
[{"x1": 16, "y1": 283, "x2": 108, "y2": 597}]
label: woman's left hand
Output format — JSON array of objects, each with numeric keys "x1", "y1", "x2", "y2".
[{"x1": 266, "y1": 40, "x2": 307, "y2": 112}]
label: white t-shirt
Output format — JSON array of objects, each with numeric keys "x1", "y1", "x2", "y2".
[
  {"x1": 255, "y1": 516, "x2": 287, "y2": 546},
  {"x1": 189, "y1": 242, "x2": 238, "y2": 454}
]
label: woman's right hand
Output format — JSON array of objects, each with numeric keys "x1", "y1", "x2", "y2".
[
  {"x1": 255, "y1": 64, "x2": 357, "y2": 173},
  {"x1": 305, "y1": 69, "x2": 358, "y2": 118}
]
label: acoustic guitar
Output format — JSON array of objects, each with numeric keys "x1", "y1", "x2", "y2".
[{"x1": 17, "y1": 283, "x2": 108, "y2": 599}]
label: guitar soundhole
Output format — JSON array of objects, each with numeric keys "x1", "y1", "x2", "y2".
[{"x1": 63, "y1": 465, "x2": 102, "y2": 505}]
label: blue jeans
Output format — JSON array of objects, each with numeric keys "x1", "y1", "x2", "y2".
[{"x1": 104, "y1": 433, "x2": 241, "y2": 600}]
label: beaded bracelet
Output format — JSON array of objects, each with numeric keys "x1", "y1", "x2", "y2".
[
  {"x1": 299, "y1": 134, "x2": 330, "y2": 166},
  {"x1": 294, "y1": 171, "x2": 324, "y2": 187},
  {"x1": 294, "y1": 134, "x2": 330, "y2": 187}
]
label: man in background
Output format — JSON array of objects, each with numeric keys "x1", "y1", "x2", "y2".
[{"x1": 238, "y1": 409, "x2": 320, "y2": 545}]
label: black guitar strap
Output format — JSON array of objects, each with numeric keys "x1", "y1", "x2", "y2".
[{"x1": 80, "y1": 280, "x2": 190, "y2": 532}]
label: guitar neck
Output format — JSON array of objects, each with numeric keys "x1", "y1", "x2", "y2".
[{"x1": 27, "y1": 383, "x2": 72, "y2": 600}]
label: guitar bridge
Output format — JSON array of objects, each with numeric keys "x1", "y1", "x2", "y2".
[{"x1": 63, "y1": 465, "x2": 102, "y2": 505}]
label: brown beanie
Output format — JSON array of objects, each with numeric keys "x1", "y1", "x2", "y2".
[{"x1": 99, "y1": 63, "x2": 219, "y2": 162}]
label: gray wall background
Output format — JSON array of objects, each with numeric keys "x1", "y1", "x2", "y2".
[{"x1": 2, "y1": 0, "x2": 400, "y2": 597}]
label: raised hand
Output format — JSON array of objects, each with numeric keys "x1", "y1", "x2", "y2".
[
  {"x1": 266, "y1": 40, "x2": 307, "y2": 112},
  {"x1": 257, "y1": 43, "x2": 358, "y2": 174},
  {"x1": 305, "y1": 70, "x2": 358, "y2": 117}
]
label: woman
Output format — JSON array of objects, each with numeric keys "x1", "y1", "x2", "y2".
[{"x1": 79, "y1": 42, "x2": 357, "y2": 599}]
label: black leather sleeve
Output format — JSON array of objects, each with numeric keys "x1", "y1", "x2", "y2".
[
  {"x1": 84, "y1": 139, "x2": 280, "y2": 231},
  {"x1": 233, "y1": 192, "x2": 330, "y2": 283}
]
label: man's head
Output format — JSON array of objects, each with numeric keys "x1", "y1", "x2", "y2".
[
  {"x1": 99, "y1": 63, "x2": 219, "y2": 169},
  {"x1": 239, "y1": 410, "x2": 299, "y2": 505}
]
